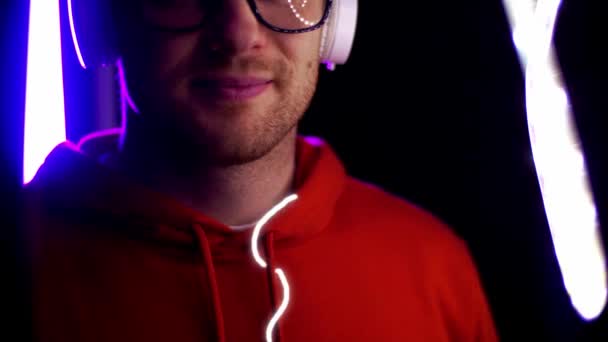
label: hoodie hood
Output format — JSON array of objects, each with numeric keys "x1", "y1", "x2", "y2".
[
  {"x1": 27, "y1": 131, "x2": 347, "y2": 341},
  {"x1": 30, "y1": 130, "x2": 346, "y2": 248}
]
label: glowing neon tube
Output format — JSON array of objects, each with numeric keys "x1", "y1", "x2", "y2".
[
  {"x1": 503, "y1": 0, "x2": 607, "y2": 321},
  {"x1": 23, "y1": 0, "x2": 66, "y2": 184}
]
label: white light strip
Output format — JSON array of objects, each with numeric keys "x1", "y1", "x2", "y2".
[
  {"x1": 67, "y1": 0, "x2": 87, "y2": 69},
  {"x1": 251, "y1": 194, "x2": 298, "y2": 268},
  {"x1": 287, "y1": 0, "x2": 315, "y2": 27},
  {"x1": 250, "y1": 194, "x2": 298, "y2": 342},
  {"x1": 23, "y1": 0, "x2": 66, "y2": 184},
  {"x1": 265, "y1": 268, "x2": 291, "y2": 342},
  {"x1": 502, "y1": 0, "x2": 607, "y2": 321}
]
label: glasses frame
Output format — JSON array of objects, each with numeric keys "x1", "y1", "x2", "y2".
[{"x1": 142, "y1": 0, "x2": 334, "y2": 34}]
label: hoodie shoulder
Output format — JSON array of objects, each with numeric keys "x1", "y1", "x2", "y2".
[
  {"x1": 333, "y1": 177, "x2": 498, "y2": 341},
  {"x1": 337, "y1": 177, "x2": 464, "y2": 247},
  {"x1": 334, "y1": 177, "x2": 482, "y2": 290}
]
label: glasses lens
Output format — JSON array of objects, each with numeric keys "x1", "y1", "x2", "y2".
[
  {"x1": 255, "y1": 0, "x2": 328, "y2": 30},
  {"x1": 140, "y1": 0, "x2": 328, "y2": 31}
]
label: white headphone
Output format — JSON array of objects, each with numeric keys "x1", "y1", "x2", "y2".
[
  {"x1": 320, "y1": 0, "x2": 358, "y2": 70},
  {"x1": 68, "y1": 0, "x2": 358, "y2": 70}
]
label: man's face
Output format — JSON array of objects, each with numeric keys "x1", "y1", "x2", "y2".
[{"x1": 117, "y1": 0, "x2": 322, "y2": 165}]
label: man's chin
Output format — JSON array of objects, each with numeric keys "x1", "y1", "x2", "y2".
[
  {"x1": 199, "y1": 143, "x2": 276, "y2": 167},
  {"x1": 187, "y1": 125, "x2": 296, "y2": 168}
]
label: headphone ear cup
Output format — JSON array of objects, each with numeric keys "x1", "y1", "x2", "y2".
[
  {"x1": 68, "y1": 0, "x2": 116, "y2": 69},
  {"x1": 319, "y1": 0, "x2": 358, "y2": 67}
]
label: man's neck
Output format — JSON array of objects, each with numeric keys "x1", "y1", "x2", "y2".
[{"x1": 108, "y1": 120, "x2": 297, "y2": 227}]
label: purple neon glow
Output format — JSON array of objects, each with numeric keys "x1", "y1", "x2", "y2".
[
  {"x1": 67, "y1": 0, "x2": 87, "y2": 69},
  {"x1": 76, "y1": 127, "x2": 123, "y2": 149},
  {"x1": 116, "y1": 58, "x2": 140, "y2": 114},
  {"x1": 24, "y1": 0, "x2": 67, "y2": 184}
]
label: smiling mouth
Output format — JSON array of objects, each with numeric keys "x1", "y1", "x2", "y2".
[{"x1": 192, "y1": 77, "x2": 273, "y2": 101}]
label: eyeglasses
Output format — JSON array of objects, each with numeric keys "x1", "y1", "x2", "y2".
[{"x1": 139, "y1": 0, "x2": 333, "y2": 34}]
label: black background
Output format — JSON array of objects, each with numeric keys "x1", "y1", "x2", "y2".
[{"x1": 2, "y1": 0, "x2": 606, "y2": 340}]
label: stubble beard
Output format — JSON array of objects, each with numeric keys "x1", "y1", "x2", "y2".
[{"x1": 162, "y1": 62, "x2": 319, "y2": 167}]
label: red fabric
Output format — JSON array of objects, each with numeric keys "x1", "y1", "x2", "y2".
[{"x1": 24, "y1": 132, "x2": 498, "y2": 341}]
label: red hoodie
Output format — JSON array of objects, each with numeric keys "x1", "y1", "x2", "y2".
[{"x1": 24, "y1": 132, "x2": 498, "y2": 342}]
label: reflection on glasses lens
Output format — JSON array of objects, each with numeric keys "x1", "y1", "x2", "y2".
[{"x1": 256, "y1": 0, "x2": 327, "y2": 30}]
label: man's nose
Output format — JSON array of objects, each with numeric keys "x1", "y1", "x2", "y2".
[{"x1": 205, "y1": 0, "x2": 265, "y2": 55}]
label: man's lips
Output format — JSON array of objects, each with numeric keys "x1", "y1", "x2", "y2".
[{"x1": 192, "y1": 77, "x2": 273, "y2": 101}]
